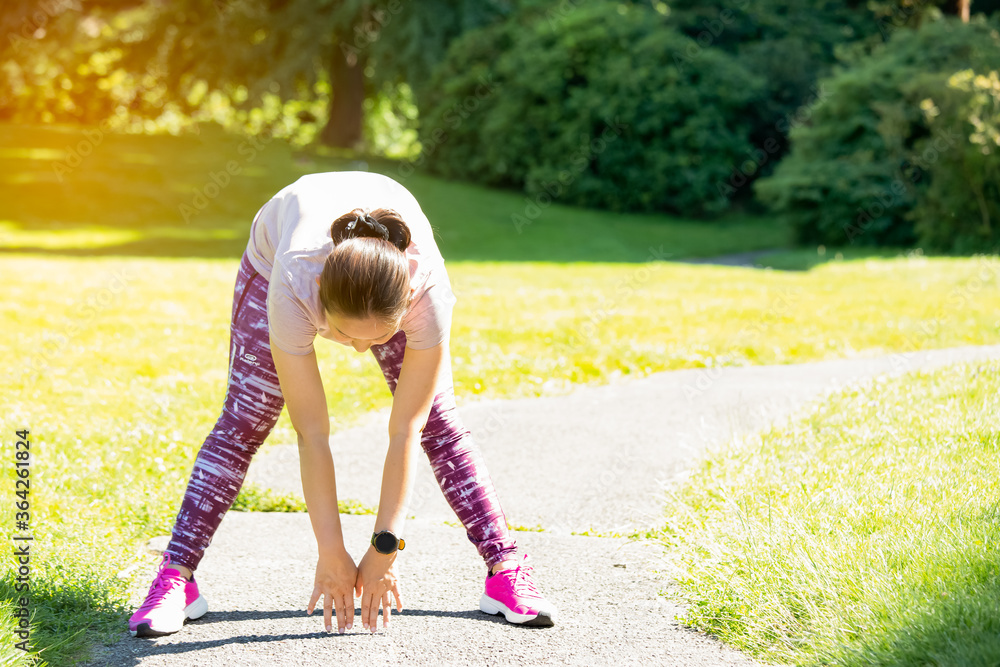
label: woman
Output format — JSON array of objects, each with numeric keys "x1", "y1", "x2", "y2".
[{"x1": 128, "y1": 171, "x2": 557, "y2": 637}]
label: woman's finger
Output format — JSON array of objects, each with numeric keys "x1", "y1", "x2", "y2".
[
  {"x1": 307, "y1": 585, "x2": 320, "y2": 615},
  {"x1": 391, "y1": 579, "x2": 403, "y2": 612},
  {"x1": 336, "y1": 594, "x2": 347, "y2": 634},
  {"x1": 367, "y1": 591, "x2": 380, "y2": 632},
  {"x1": 324, "y1": 590, "x2": 334, "y2": 633},
  {"x1": 382, "y1": 592, "x2": 391, "y2": 628},
  {"x1": 361, "y1": 590, "x2": 371, "y2": 631},
  {"x1": 344, "y1": 593, "x2": 355, "y2": 631}
]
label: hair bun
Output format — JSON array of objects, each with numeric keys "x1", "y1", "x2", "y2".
[
  {"x1": 331, "y1": 207, "x2": 411, "y2": 253},
  {"x1": 350, "y1": 213, "x2": 389, "y2": 241}
]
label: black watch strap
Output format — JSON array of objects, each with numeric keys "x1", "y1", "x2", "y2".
[{"x1": 371, "y1": 530, "x2": 406, "y2": 554}]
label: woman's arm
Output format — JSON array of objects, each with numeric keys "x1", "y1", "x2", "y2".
[
  {"x1": 355, "y1": 336, "x2": 448, "y2": 631},
  {"x1": 270, "y1": 337, "x2": 357, "y2": 633},
  {"x1": 376, "y1": 337, "x2": 448, "y2": 533},
  {"x1": 269, "y1": 339, "x2": 344, "y2": 547}
]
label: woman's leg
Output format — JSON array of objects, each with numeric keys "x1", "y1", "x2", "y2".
[
  {"x1": 369, "y1": 331, "x2": 518, "y2": 571},
  {"x1": 163, "y1": 253, "x2": 285, "y2": 573}
]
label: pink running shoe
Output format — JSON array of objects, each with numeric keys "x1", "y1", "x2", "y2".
[
  {"x1": 480, "y1": 555, "x2": 557, "y2": 627},
  {"x1": 129, "y1": 553, "x2": 208, "y2": 637}
]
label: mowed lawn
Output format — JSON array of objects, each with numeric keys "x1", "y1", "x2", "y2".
[
  {"x1": 659, "y1": 360, "x2": 1000, "y2": 666},
  {"x1": 0, "y1": 122, "x2": 790, "y2": 263},
  {"x1": 1, "y1": 123, "x2": 999, "y2": 665}
]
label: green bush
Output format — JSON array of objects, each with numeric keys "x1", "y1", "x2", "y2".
[
  {"x1": 414, "y1": 1, "x2": 765, "y2": 217},
  {"x1": 665, "y1": 0, "x2": 879, "y2": 186},
  {"x1": 909, "y1": 69, "x2": 1000, "y2": 252},
  {"x1": 754, "y1": 17, "x2": 1000, "y2": 249}
]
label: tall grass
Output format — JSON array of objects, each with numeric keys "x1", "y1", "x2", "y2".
[
  {"x1": 2, "y1": 251, "x2": 998, "y2": 664},
  {"x1": 658, "y1": 361, "x2": 1000, "y2": 665},
  {"x1": 1, "y1": 123, "x2": 999, "y2": 665}
]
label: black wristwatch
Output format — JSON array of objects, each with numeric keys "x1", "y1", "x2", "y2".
[{"x1": 371, "y1": 530, "x2": 406, "y2": 555}]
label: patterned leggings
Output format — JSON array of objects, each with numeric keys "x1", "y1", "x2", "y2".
[{"x1": 164, "y1": 252, "x2": 517, "y2": 572}]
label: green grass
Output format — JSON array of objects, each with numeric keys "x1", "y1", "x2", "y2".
[
  {"x1": 0, "y1": 122, "x2": 791, "y2": 262},
  {"x1": 739, "y1": 246, "x2": 926, "y2": 271},
  {"x1": 230, "y1": 482, "x2": 376, "y2": 515},
  {"x1": 507, "y1": 523, "x2": 547, "y2": 533},
  {"x1": 3, "y1": 252, "x2": 997, "y2": 665},
  {"x1": 656, "y1": 361, "x2": 1000, "y2": 666},
  {"x1": 1, "y1": 122, "x2": 999, "y2": 665},
  {"x1": 0, "y1": 598, "x2": 43, "y2": 667}
]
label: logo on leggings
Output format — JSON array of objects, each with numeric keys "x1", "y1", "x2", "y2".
[{"x1": 243, "y1": 353, "x2": 260, "y2": 366}]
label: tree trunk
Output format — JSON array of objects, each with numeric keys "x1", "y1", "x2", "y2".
[
  {"x1": 959, "y1": 0, "x2": 970, "y2": 21},
  {"x1": 320, "y1": 43, "x2": 366, "y2": 148}
]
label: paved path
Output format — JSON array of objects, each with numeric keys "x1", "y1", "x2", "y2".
[
  {"x1": 677, "y1": 249, "x2": 779, "y2": 267},
  {"x1": 83, "y1": 344, "x2": 1000, "y2": 666}
]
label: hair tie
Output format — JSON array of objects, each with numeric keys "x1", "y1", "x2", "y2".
[
  {"x1": 362, "y1": 213, "x2": 389, "y2": 241},
  {"x1": 336, "y1": 210, "x2": 396, "y2": 246}
]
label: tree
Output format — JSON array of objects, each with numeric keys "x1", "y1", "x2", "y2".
[
  {"x1": 0, "y1": 0, "x2": 154, "y2": 124},
  {"x1": 753, "y1": 17, "x2": 1000, "y2": 249},
  {"x1": 417, "y1": 1, "x2": 767, "y2": 217},
  {"x1": 109, "y1": 0, "x2": 511, "y2": 147}
]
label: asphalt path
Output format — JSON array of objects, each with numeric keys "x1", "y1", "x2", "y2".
[{"x1": 82, "y1": 344, "x2": 1000, "y2": 666}]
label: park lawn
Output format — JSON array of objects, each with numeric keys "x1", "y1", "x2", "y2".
[
  {"x1": 1, "y1": 123, "x2": 999, "y2": 665},
  {"x1": 1, "y1": 250, "x2": 999, "y2": 664},
  {"x1": 0, "y1": 122, "x2": 790, "y2": 263},
  {"x1": 656, "y1": 359, "x2": 1000, "y2": 666}
]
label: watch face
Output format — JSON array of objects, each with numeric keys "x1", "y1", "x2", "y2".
[{"x1": 374, "y1": 532, "x2": 397, "y2": 553}]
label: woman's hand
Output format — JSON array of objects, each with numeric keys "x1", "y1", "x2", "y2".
[
  {"x1": 354, "y1": 547, "x2": 403, "y2": 632},
  {"x1": 307, "y1": 547, "x2": 358, "y2": 634}
]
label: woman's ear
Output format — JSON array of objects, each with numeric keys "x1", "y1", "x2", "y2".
[{"x1": 315, "y1": 276, "x2": 320, "y2": 286}]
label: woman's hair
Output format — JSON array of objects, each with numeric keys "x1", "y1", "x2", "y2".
[{"x1": 319, "y1": 207, "x2": 413, "y2": 329}]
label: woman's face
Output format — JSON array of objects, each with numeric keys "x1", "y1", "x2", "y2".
[{"x1": 325, "y1": 312, "x2": 398, "y2": 353}]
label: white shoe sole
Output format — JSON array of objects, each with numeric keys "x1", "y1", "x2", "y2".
[
  {"x1": 479, "y1": 594, "x2": 557, "y2": 627},
  {"x1": 129, "y1": 595, "x2": 209, "y2": 637}
]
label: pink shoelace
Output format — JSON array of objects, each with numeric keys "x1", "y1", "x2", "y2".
[
  {"x1": 506, "y1": 556, "x2": 542, "y2": 599},
  {"x1": 137, "y1": 554, "x2": 184, "y2": 613}
]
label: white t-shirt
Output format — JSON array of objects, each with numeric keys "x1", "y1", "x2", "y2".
[{"x1": 243, "y1": 171, "x2": 456, "y2": 355}]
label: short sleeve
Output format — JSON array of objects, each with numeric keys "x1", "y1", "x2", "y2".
[
  {"x1": 244, "y1": 194, "x2": 285, "y2": 276},
  {"x1": 250, "y1": 198, "x2": 278, "y2": 254},
  {"x1": 403, "y1": 279, "x2": 456, "y2": 350},
  {"x1": 266, "y1": 263, "x2": 318, "y2": 356}
]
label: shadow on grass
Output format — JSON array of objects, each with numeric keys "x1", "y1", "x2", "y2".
[
  {"x1": 0, "y1": 569, "x2": 131, "y2": 667},
  {"x1": 0, "y1": 236, "x2": 248, "y2": 259},
  {"x1": 0, "y1": 122, "x2": 794, "y2": 265},
  {"x1": 829, "y1": 502, "x2": 1000, "y2": 666},
  {"x1": 746, "y1": 247, "x2": 931, "y2": 271}
]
